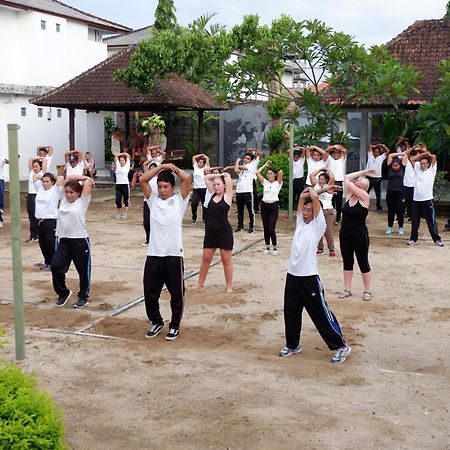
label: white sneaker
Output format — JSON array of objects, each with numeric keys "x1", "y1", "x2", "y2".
[
  {"x1": 271, "y1": 249, "x2": 278, "y2": 256},
  {"x1": 263, "y1": 249, "x2": 270, "y2": 255},
  {"x1": 122, "y1": 213, "x2": 128, "y2": 219},
  {"x1": 331, "y1": 345, "x2": 351, "y2": 363},
  {"x1": 279, "y1": 345, "x2": 302, "y2": 357},
  {"x1": 115, "y1": 213, "x2": 122, "y2": 219},
  {"x1": 0, "y1": 221, "x2": 3, "y2": 228}
]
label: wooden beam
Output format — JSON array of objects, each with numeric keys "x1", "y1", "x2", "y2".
[
  {"x1": 197, "y1": 110, "x2": 204, "y2": 153},
  {"x1": 69, "y1": 108, "x2": 75, "y2": 149}
]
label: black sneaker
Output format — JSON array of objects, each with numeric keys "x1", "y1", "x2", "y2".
[
  {"x1": 73, "y1": 298, "x2": 89, "y2": 309},
  {"x1": 248, "y1": 227, "x2": 255, "y2": 233},
  {"x1": 145, "y1": 323, "x2": 164, "y2": 338},
  {"x1": 40, "y1": 263, "x2": 51, "y2": 271},
  {"x1": 235, "y1": 227, "x2": 243, "y2": 232},
  {"x1": 56, "y1": 290, "x2": 72, "y2": 307},
  {"x1": 165, "y1": 328, "x2": 179, "y2": 341}
]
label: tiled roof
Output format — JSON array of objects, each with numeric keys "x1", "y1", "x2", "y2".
[
  {"x1": 321, "y1": 18, "x2": 450, "y2": 108},
  {"x1": 0, "y1": 0, "x2": 131, "y2": 32},
  {"x1": 104, "y1": 26, "x2": 153, "y2": 47},
  {"x1": 30, "y1": 47, "x2": 228, "y2": 111}
]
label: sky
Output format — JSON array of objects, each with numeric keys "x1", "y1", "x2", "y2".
[{"x1": 67, "y1": 0, "x2": 447, "y2": 47}]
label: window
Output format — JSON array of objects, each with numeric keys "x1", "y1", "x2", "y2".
[
  {"x1": 41, "y1": 20, "x2": 46, "y2": 30},
  {"x1": 57, "y1": 109, "x2": 62, "y2": 118},
  {"x1": 21, "y1": 107, "x2": 26, "y2": 117},
  {"x1": 56, "y1": 23, "x2": 60, "y2": 32},
  {"x1": 37, "y1": 108, "x2": 43, "y2": 118}
]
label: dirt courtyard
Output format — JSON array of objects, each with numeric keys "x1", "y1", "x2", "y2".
[{"x1": 0, "y1": 191, "x2": 449, "y2": 449}]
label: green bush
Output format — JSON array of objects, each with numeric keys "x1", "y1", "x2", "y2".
[
  {"x1": 257, "y1": 151, "x2": 291, "y2": 209},
  {"x1": 0, "y1": 359, "x2": 66, "y2": 449},
  {"x1": 104, "y1": 115, "x2": 115, "y2": 163},
  {"x1": 266, "y1": 126, "x2": 287, "y2": 153}
]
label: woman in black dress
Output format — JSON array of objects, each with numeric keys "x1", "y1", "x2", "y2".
[{"x1": 193, "y1": 172, "x2": 234, "y2": 292}]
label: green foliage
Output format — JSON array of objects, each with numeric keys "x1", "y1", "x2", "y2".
[
  {"x1": 267, "y1": 98, "x2": 289, "y2": 119},
  {"x1": 266, "y1": 126, "x2": 287, "y2": 153},
  {"x1": 371, "y1": 112, "x2": 418, "y2": 150},
  {"x1": 415, "y1": 60, "x2": 450, "y2": 155},
  {"x1": 141, "y1": 114, "x2": 166, "y2": 135},
  {"x1": 434, "y1": 171, "x2": 449, "y2": 202},
  {"x1": 104, "y1": 115, "x2": 114, "y2": 162},
  {"x1": 154, "y1": 0, "x2": 177, "y2": 32},
  {"x1": 258, "y1": 151, "x2": 290, "y2": 209},
  {"x1": 0, "y1": 360, "x2": 66, "y2": 449}
]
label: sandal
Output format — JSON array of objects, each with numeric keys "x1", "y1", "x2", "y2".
[
  {"x1": 362, "y1": 291, "x2": 372, "y2": 301},
  {"x1": 338, "y1": 289, "x2": 352, "y2": 299}
]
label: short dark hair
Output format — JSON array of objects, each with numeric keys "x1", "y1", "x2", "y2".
[
  {"x1": 304, "y1": 197, "x2": 312, "y2": 206},
  {"x1": 32, "y1": 159, "x2": 43, "y2": 168},
  {"x1": 157, "y1": 170, "x2": 175, "y2": 186},
  {"x1": 38, "y1": 147, "x2": 48, "y2": 153},
  {"x1": 42, "y1": 172, "x2": 56, "y2": 184},
  {"x1": 244, "y1": 152, "x2": 255, "y2": 160},
  {"x1": 419, "y1": 155, "x2": 431, "y2": 165},
  {"x1": 318, "y1": 172, "x2": 330, "y2": 183},
  {"x1": 65, "y1": 179, "x2": 83, "y2": 195},
  {"x1": 293, "y1": 150, "x2": 301, "y2": 157}
]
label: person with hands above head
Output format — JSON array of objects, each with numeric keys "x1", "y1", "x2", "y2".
[
  {"x1": 193, "y1": 171, "x2": 234, "y2": 292},
  {"x1": 338, "y1": 168, "x2": 375, "y2": 301},
  {"x1": 366, "y1": 144, "x2": 389, "y2": 212},
  {"x1": 401, "y1": 145, "x2": 417, "y2": 220},
  {"x1": 234, "y1": 151, "x2": 259, "y2": 233},
  {"x1": 326, "y1": 144, "x2": 347, "y2": 224},
  {"x1": 140, "y1": 163, "x2": 192, "y2": 342},
  {"x1": 26, "y1": 156, "x2": 47, "y2": 243},
  {"x1": 191, "y1": 153, "x2": 210, "y2": 224},
  {"x1": 51, "y1": 175, "x2": 94, "y2": 309},
  {"x1": 385, "y1": 151, "x2": 406, "y2": 235},
  {"x1": 292, "y1": 146, "x2": 305, "y2": 209},
  {"x1": 305, "y1": 145, "x2": 328, "y2": 187},
  {"x1": 280, "y1": 186, "x2": 351, "y2": 363},
  {"x1": 114, "y1": 152, "x2": 131, "y2": 219},
  {"x1": 247, "y1": 147, "x2": 264, "y2": 214},
  {"x1": 256, "y1": 160, "x2": 283, "y2": 256},
  {"x1": 36, "y1": 145, "x2": 54, "y2": 173},
  {"x1": 406, "y1": 145, "x2": 443, "y2": 247},
  {"x1": 310, "y1": 166, "x2": 337, "y2": 257},
  {"x1": 0, "y1": 156, "x2": 9, "y2": 228},
  {"x1": 64, "y1": 150, "x2": 84, "y2": 177}
]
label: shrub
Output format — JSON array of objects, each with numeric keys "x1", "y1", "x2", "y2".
[
  {"x1": 266, "y1": 126, "x2": 287, "y2": 153},
  {"x1": 257, "y1": 151, "x2": 291, "y2": 209},
  {"x1": 104, "y1": 115, "x2": 115, "y2": 162},
  {"x1": 0, "y1": 344, "x2": 66, "y2": 449}
]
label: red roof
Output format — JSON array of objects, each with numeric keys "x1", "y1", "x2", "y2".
[{"x1": 30, "y1": 47, "x2": 228, "y2": 111}]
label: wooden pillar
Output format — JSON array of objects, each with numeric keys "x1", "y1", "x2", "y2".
[
  {"x1": 197, "y1": 110, "x2": 204, "y2": 153},
  {"x1": 124, "y1": 110, "x2": 130, "y2": 143},
  {"x1": 69, "y1": 108, "x2": 75, "y2": 149},
  {"x1": 359, "y1": 111, "x2": 368, "y2": 170}
]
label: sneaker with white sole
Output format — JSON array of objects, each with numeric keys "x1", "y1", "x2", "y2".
[
  {"x1": 145, "y1": 323, "x2": 164, "y2": 338},
  {"x1": 271, "y1": 249, "x2": 278, "y2": 256},
  {"x1": 165, "y1": 328, "x2": 179, "y2": 341},
  {"x1": 435, "y1": 240, "x2": 444, "y2": 247},
  {"x1": 56, "y1": 290, "x2": 72, "y2": 307},
  {"x1": 406, "y1": 239, "x2": 417, "y2": 245},
  {"x1": 398, "y1": 228, "x2": 404, "y2": 235},
  {"x1": 115, "y1": 213, "x2": 123, "y2": 219},
  {"x1": 263, "y1": 248, "x2": 271, "y2": 255},
  {"x1": 279, "y1": 345, "x2": 302, "y2": 357},
  {"x1": 331, "y1": 344, "x2": 351, "y2": 363},
  {"x1": 386, "y1": 227, "x2": 393, "y2": 234},
  {"x1": 73, "y1": 298, "x2": 89, "y2": 309}
]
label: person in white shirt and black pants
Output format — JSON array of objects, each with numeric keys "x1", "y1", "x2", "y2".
[
  {"x1": 26, "y1": 157, "x2": 46, "y2": 242},
  {"x1": 114, "y1": 152, "x2": 131, "y2": 219},
  {"x1": 406, "y1": 145, "x2": 443, "y2": 247},
  {"x1": 191, "y1": 153, "x2": 210, "y2": 224},
  {"x1": 326, "y1": 144, "x2": 347, "y2": 224},
  {"x1": 234, "y1": 151, "x2": 259, "y2": 233},
  {"x1": 292, "y1": 147, "x2": 305, "y2": 209},
  {"x1": 140, "y1": 163, "x2": 192, "y2": 341},
  {"x1": 280, "y1": 186, "x2": 350, "y2": 363},
  {"x1": 51, "y1": 175, "x2": 94, "y2": 308},
  {"x1": 366, "y1": 144, "x2": 389, "y2": 212},
  {"x1": 0, "y1": 156, "x2": 9, "y2": 228}
]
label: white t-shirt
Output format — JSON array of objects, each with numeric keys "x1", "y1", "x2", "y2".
[
  {"x1": 115, "y1": 160, "x2": 130, "y2": 185},
  {"x1": 45, "y1": 154, "x2": 53, "y2": 173},
  {"x1": 403, "y1": 161, "x2": 415, "y2": 187},
  {"x1": 288, "y1": 209, "x2": 326, "y2": 276},
  {"x1": 28, "y1": 170, "x2": 43, "y2": 194},
  {"x1": 66, "y1": 161, "x2": 84, "y2": 177},
  {"x1": 56, "y1": 195, "x2": 90, "y2": 238},
  {"x1": 146, "y1": 193, "x2": 189, "y2": 257},
  {"x1": 413, "y1": 162, "x2": 436, "y2": 201},
  {"x1": 111, "y1": 135, "x2": 121, "y2": 156},
  {"x1": 236, "y1": 160, "x2": 257, "y2": 193},
  {"x1": 366, "y1": 153, "x2": 386, "y2": 178},
  {"x1": 326, "y1": 156, "x2": 346, "y2": 182},
  {"x1": 262, "y1": 179, "x2": 282, "y2": 203},
  {"x1": 35, "y1": 184, "x2": 62, "y2": 219},
  {"x1": 204, "y1": 189, "x2": 213, "y2": 208},
  {"x1": 314, "y1": 184, "x2": 333, "y2": 210},
  {"x1": 293, "y1": 157, "x2": 305, "y2": 179},
  {"x1": 253, "y1": 156, "x2": 260, "y2": 180},
  {"x1": 193, "y1": 162, "x2": 207, "y2": 189},
  {"x1": 306, "y1": 158, "x2": 324, "y2": 185},
  {"x1": 147, "y1": 154, "x2": 164, "y2": 166},
  {"x1": 0, "y1": 157, "x2": 5, "y2": 180}
]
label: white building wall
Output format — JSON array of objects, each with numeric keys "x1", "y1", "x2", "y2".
[{"x1": 0, "y1": 5, "x2": 110, "y2": 180}]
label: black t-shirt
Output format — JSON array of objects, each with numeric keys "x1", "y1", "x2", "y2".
[
  {"x1": 387, "y1": 166, "x2": 405, "y2": 192},
  {"x1": 340, "y1": 201, "x2": 368, "y2": 235}
]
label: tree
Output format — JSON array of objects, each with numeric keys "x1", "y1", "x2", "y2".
[
  {"x1": 415, "y1": 60, "x2": 450, "y2": 156},
  {"x1": 154, "y1": 0, "x2": 177, "y2": 31}
]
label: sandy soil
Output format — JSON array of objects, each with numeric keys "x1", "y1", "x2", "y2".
[{"x1": 0, "y1": 190, "x2": 449, "y2": 450}]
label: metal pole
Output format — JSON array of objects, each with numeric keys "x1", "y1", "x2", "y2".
[
  {"x1": 7, "y1": 124, "x2": 25, "y2": 360},
  {"x1": 288, "y1": 123, "x2": 294, "y2": 223}
]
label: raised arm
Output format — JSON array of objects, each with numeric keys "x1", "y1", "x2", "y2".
[
  {"x1": 256, "y1": 160, "x2": 271, "y2": 183},
  {"x1": 309, "y1": 166, "x2": 327, "y2": 187},
  {"x1": 234, "y1": 158, "x2": 247, "y2": 173},
  {"x1": 327, "y1": 167, "x2": 335, "y2": 185},
  {"x1": 387, "y1": 152, "x2": 403, "y2": 166},
  {"x1": 277, "y1": 169, "x2": 283, "y2": 184},
  {"x1": 344, "y1": 169, "x2": 375, "y2": 202},
  {"x1": 309, "y1": 145, "x2": 328, "y2": 161},
  {"x1": 298, "y1": 187, "x2": 321, "y2": 218},
  {"x1": 139, "y1": 164, "x2": 166, "y2": 199},
  {"x1": 174, "y1": 166, "x2": 192, "y2": 199},
  {"x1": 379, "y1": 144, "x2": 390, "y2": 157},
  {"x1": 66, "y1": 175, "x2": 94, "y2": 196},
  {"x1": 223, "y1": 172, "x2": 233, "y2": 204}
]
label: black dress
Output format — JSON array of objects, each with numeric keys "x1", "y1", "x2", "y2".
[{"x1": 203, "y1": 195, "x2": 234, "y2": 250}]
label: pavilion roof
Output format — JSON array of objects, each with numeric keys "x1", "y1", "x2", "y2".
[{"x1": 30, "y1": 47, "x2": 228, "y2": 112}]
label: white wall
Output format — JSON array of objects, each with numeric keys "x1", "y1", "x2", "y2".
[{"x1": 0, "y1": 95, "x2": 105, "y2": 180}]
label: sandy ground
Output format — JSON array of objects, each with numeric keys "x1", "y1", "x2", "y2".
[{"x1": 0, "y1": 190, "x2": 449, "y2": 450}]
